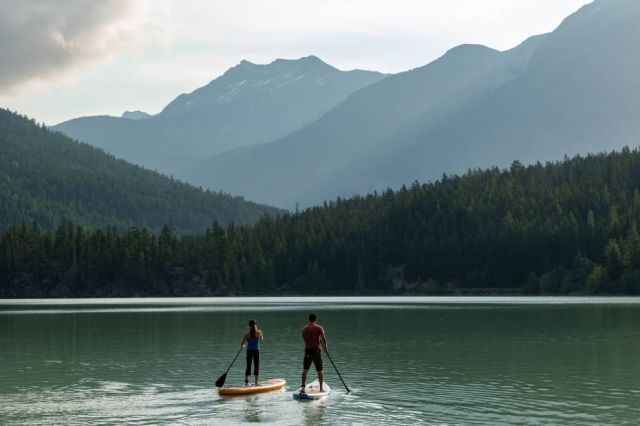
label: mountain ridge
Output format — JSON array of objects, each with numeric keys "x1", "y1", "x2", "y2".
[
  {"x1": 181, "y1": 33, "x2": 548, "y2": 207},
  {"x1": 53, "y1": 56, "x2": 385, "y2": 174},
  {"x1": 182, "y1": 0, "x2": 640, "y2": 208}
]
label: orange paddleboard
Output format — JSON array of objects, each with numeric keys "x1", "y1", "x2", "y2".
[{"x1": 218, "y1": 378, "x2": 286, "y2": 396}]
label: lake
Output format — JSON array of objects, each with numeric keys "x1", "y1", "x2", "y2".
[{"x1": 1, "y1": 297, "x2": 640, "y2": 425}]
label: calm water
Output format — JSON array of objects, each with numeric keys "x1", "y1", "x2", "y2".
[{"x1": 1, "y1": 297, "x2": 640, "y2": 425}]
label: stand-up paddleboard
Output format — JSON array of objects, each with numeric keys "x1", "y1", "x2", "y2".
[
  {"x1": 218, "y1": 378, "x2": 286, "y2": 396},
  {"x1": 293, "y1": 380, "x2": 331, "y2": 400}
]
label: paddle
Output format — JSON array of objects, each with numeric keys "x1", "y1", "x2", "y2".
[
  {"x1": 215, "y1": 345, "x2": 244, "y2": 388},
  {"x1": 322, "y1": 341, "x2": 351, "y2": 393}
]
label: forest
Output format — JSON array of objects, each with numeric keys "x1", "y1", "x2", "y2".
[
  {"x1": 3, "y1": 147, "x2": 640, "y2": 297},
  {"x1": 0, "y1": 109, "x2": 279, "y2": 233}
]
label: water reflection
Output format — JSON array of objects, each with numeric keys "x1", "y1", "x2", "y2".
[
  {"x1": 301, "y1": 399, "x2": 327, "y2": 425},
  {"x1": 1, "y1": 299, "x2": 640, "y2": 424},
  {"x1": 242, "y1": 396, "x2": 263, "y2": 423}
]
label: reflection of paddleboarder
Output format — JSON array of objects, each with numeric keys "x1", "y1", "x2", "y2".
[
  {"x1": 241, "y1": 319, "x2": 263, "y2": 386},
  {"x1": 300, "y1": 313, "x2": 327, "y2": 392}
]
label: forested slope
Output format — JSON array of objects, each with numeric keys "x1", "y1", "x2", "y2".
[
  {"x1": 3, "y1": 148, "x2": 640, "y2": 297},
  {"x1": 0, "y1": 109, "x2": 279, "y2": 233}
]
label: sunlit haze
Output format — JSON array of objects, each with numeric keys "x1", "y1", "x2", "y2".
[{"x1": 0, "y1": 0, "x2": 591, "y2": 124}]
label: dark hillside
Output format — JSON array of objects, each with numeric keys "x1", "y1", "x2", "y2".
[{"x1": 0, "y1": 109, "x2": 280, "y2": 233}]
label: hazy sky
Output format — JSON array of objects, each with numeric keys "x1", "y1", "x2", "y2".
[{"x1": 0, "y1": 0, "x2": 591, "y2": 125}]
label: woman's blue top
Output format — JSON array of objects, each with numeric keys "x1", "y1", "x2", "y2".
[{"x1": 246, "y1": 334, "x2": 260, "y2": 351}]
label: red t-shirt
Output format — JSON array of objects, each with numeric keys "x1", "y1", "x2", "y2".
[{"x1": 302, "y1": 323, "x2": 325, "y2": 349}]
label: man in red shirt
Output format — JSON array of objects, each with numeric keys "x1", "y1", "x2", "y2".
[{"x1": 300, "y1": 313, "x2": 327, "y2": 392}]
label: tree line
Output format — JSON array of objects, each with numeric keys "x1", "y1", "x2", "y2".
[{"x1": 3, "y1": 147, "x2": 640, "y2": 297}]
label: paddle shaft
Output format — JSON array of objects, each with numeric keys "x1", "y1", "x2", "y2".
[
  {"x1": 225, "y1": 346, "x2": 243, "y2": 374},
  {"x1": 215, "y1": 346, "x2": 243, "y2": 387},
  {"x1": 322, "y1": 342, "x2": 351, "y2": 393}
]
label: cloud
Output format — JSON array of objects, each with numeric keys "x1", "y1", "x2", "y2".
[{"x1": 0, "y1": 0, "x2": 136, "y2": 93}]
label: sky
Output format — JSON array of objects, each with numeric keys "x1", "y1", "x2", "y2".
[{"x1": 0, "y1": 0, "x2": 592, "y2": 125}]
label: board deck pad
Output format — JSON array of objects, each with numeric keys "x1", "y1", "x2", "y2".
[
  {"x1": 218, "y1": 378, "x2": 286, "y2": 396},
  {"x1": 293, "y1": 380, "x2": 331, "y2": 400}
]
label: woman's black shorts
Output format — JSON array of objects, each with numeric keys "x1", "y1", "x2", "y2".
[
  {"x1": 303, "y1": 348, "x2": 323, "y2": 371},
  {"x1": 245, "y1": 349, "x2": 260, "y2": 376}
]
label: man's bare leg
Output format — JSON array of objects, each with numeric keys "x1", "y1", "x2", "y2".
[
  {"x1": 318, "y1": 370, "x2": 324, "y2": 392},
  {"x1": 301, "y1": 369, "x2": 309, "y2": 392}
]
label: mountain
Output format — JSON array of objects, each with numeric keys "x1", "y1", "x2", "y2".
[
  {"x1": 183, "y1": 0, "x2": 640, "y2": 208},
  {"x1": 53, "y1": 56, "x2": 385, "y2": 174},
  {"x1": 182, "y1": 38, "x2": 543, "y2": 207},
  {"x1": 0, "y1": 109, "x2": 280, "y2": 233},
  {"x1": 122, "y1": 110, "x2": 151, "y2": 120}
]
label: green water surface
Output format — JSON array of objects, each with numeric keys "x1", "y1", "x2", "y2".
[{"x1": 1, "y1": 297, "x2": 639, "y2": 425}]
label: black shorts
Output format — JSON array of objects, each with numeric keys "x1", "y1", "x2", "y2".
[
  {"x1": 245, "y1": 349, "x2": 260, "y2": 376},
  {"x1": 303, "y1": 348, "x2": 323, "y2": 371}
]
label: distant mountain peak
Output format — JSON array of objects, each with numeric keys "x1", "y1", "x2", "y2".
[
  {"x1": 443, "y1": 44, "x2": 500, "y2": 59},
  {"x1": 237, "y1": 59, "x2": 257, "y2": 68},
  {"x1": 424, "y1": 43, "x2": 501, "y2": 70},
  {"x1": 301, "y1": 54, "x2": 323, "y2": 62},
  {"x1": 160, "y1": 55, "x2": 379, "y2": 115},
  {"x1": 555, "y1": 0, "x2": 639, "y2": 33},
  {"x1": 273, "y1": 55, "x2": 327, "y2": 65},
  {"x1": 589, "y1": 0, "x2": 638, "y2": 11},
  {"x1": 122, "y1": 110, "x2": 151, "y2": 120},
  {"x1": 55, "y1": 54, "x2": 385, "y2": 173},
  {"x1": 232, "y1": 55, "x2": 334, "y2": 72}
]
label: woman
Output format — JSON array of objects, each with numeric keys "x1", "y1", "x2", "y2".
[{"x1": 241, "y1": 319, "x2": 264, "y2": 386}]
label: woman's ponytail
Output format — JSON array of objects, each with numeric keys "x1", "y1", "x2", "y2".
[{"x1": 249, "y1": 319, "x2": 257, "y2": 337}]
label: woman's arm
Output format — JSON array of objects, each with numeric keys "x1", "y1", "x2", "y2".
[
  {"x1": 240, "y1": 332, "x2": 247, "y2": 347},
  {"x1": 258, "y1": 330, "x2": 264, "y2": 341}
]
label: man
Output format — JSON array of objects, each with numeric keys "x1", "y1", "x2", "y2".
[{"x1": 300, "y1": 313, "x2": 327, "y2": 392}]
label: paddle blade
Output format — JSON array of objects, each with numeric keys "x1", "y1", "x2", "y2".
[{"x1": 215, "y1": 372, "x2": 227, "y2": 388}]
